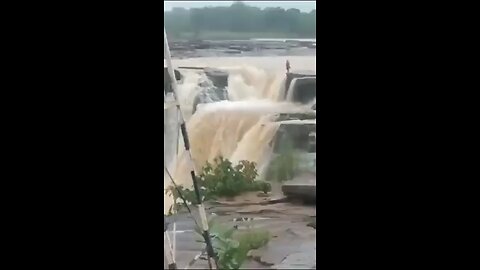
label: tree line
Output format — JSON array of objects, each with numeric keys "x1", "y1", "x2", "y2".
[{"x1": 164, "y1": 1, "x2": 316, "y2": 40}]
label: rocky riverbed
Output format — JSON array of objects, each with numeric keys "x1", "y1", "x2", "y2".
[
  {"x1": 169, "y1": 39, "x2": 316, "y2": 59},
  {"x1": 164, "y1": 183, "x2": 316, "y2": 269}
]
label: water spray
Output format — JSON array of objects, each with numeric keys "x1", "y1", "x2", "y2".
[{"x1": 164, "y1": 28, "x2": 219, "y2": 270}]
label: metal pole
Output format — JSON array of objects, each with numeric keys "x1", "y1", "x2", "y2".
[
  {"x1": 164, "y1": 28, "x2": 219, "y2": 270},
  {"x1": 163, "y1": 216, "x2": 177, "y2": 269},
  {"x1": 164, "y1": 231, "x2": 177, "y2": 269}
]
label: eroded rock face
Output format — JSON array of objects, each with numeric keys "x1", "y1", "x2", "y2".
[
  {"x1": 192, "y1": 68, "x2": 230, "y2": 114},
  {"x1": 204, "y1": 68, "x2": 229, "y2": 88},
  {"x1": 273, "y1": 123, "x2": 316, "y2": 153},
  {"x1": 284, "y1": 77, "x2": 316, "y2": 106},
  {"x1": 282, "y1": 175, "x2": 316, "y2": 203},
  {"x1": 192, "y1": 86, "x2": 229, "y2": 114},
  {"x1": 285, "y1": 70, "x2": 316, "y2": 99},
  {"x1": 275, "y1": 112, "x2": 316, "y2": 122},
  {"x1": 290, "y1": 77, "x2": 316, "y2": 104},
  {"x1": 269, "y1": 121, "x2": 316, "y2": 176}
]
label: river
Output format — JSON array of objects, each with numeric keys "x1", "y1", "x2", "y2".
[{"x1": 164, "y1": 55, "x2": 316, "y2": 214}]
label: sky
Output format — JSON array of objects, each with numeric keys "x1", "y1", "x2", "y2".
[{"x1": 164, "y1": 1, "x2": 316, "y2": 12}]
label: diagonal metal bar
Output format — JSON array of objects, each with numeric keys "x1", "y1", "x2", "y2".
[{"x1": 164, "y1": 27, "x2": 219, "y2": 270}]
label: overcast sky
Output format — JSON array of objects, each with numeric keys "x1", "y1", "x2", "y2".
[{"x1": 164, "y1": 1, "x2": 316, "y2": 12}]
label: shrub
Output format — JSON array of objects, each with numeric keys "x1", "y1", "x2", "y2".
[
  {"x1": 195, "y1": 217, "x2": 270, "y2": 269},
  {"x1": 166, "y1": 157, "x2": 271, "y2": 213}
]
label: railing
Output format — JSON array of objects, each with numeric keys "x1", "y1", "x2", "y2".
[{"x1": 164, "y1": 27, "x2": 219, "y2": 270}]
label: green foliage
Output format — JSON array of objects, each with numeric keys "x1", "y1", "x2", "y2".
[
  {"x1": 165, "y1": 184, "x2": 197, "y2": 215},
  {"x1": 166, "y1": 157, "x2": 271, "y2": 211},
  {"x1": 266, "y1": 137, "x2": 300, "y2": 182},
  {"x1": 164, "y1": 3, "x2": 316, "y2": 39},
  {"x1": 236, "y1": 229, "x2": 271, "y2": 250},
  {"x1": 195, "y1": 217, "x2": 271, "y2": 269}
]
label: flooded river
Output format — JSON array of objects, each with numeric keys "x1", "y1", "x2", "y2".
[
  {"x1": 164, "y1": 55, "x2": 316, "y2": 214},
  {"x1": 164, "y1": 54, "x2": 317, "y2": 268}
]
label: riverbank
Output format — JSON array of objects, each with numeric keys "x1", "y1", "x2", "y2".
[
  {"x1": 169, "y1": 39, "x2": 316, "y2": 59},
  {"x1": 164, "y1": 189, "x2": 316, "y2": 269},
  {"x1": 169, "y1": 31, "x2": 315, "y2": 41}
]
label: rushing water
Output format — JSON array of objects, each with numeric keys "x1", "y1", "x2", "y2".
[{"x1": 164, "y1": 56, "x2": 316, "y2": 214}]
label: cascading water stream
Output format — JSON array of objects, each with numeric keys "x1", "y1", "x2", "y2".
[{"x1": 164, "y1": 56, "x2": 316, "y2": 214}]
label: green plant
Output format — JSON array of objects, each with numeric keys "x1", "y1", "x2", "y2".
[
  {"x1": 236, "y1": 229, "x2": 271, "y2": 250},
  {"x1": 266, "y1": 138, "x2": 300, "y2": 182},
  {"x1": 165, "y1": 185, "x2": 198, "y2": 214},
  {"x1": 166, "y1": 157, "x2": 271, "y2": 211},
  {"x1": 195, "y1": 217, "x2": 270, "y2": 269}
]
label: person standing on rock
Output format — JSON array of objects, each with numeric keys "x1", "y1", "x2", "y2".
[{"x1": 286, "y1": 60, "x2": 291, "y2": 73}]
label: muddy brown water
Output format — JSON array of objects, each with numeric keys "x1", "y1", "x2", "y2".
[
  {"x1": 164, "y1": 55, "x2": 316, "y2": 214},
  {"x1": 164, "y1": 54, "x2": 317, "y2": 268}
]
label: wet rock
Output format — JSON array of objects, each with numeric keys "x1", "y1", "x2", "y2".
[
  {"x1": 287, "y1": 77, "x2": 316, "y2": 104},
  {"x1": 192, "y1": 86, "x2": 228, "y2": 114},
  {"x1": 284, "y1": 70, "x2": 316, "y2": 99},
  {"x1": 274, "y1": 251, "x2": 316, "y2": 269},
  {"x1": 273, "y1": 123, "x2": 316, "y2": 153},
  {"x1": 191, "y1": 41, "x2": 211, "y2": 49},
  {"x1": 190, "y1": 68, "x2": 229, "y2": 114},
  {"x1": 247, "y1": 231, "x2": 316, "y2": 268},
  {"x1": 228, "y1": 44, "x2": 254, "y2": 51},
  {"x1": 282, "y1": 183, "x2": 316, "y2": 203},
  {"x1": 275, "y1": 112, "x2": 316, "y2": 122},
  {"x1": 224, "y1": 49, "x2": 242, "y2": 54},
  {"x1": 257, "y1": 192, "x2": 269, "y2": 198},
  {"x1": 234, "y1": 203, "x2": 316, "y2": 217},
  {"x1": 168, "y1": 189, "x2": 317, "y2": 269},
  {"x1": 211, "y1": 193, "x2": 288, "y2": 207},
  {"x1": 247, "y1": 249, "x2": 275, "y2": 266},
  {"x1": 282, "y1": 174, "x2": 316, "y2": 203},
  {"x1": 204, "y1": 68, "x2": 229, "y2": 88},
  {"x1": 241, "y1": 258, "x2": 271, "y2": 269}
]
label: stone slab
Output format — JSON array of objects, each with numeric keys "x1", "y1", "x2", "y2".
[{"x1": 282, "y1": 176, "x2": 316, "y2": 202}]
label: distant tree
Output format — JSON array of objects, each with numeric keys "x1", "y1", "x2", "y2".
[
  {"x1": 164, "y1": 2, "x2": 316, "y2": 39},
  {"x1": 285, "y1": 8, "x2": 301, "y2": 32},
  {"x1": 172, "y1": 7, "x2": 186, "y2": 13},
  {"x1": 190, "y1": 8, "x2": 204, "y2": 38}
]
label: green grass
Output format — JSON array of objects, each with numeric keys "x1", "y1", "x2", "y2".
[{"x1": 196, "y1": 217, "x2": 271, "y2": 269}]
